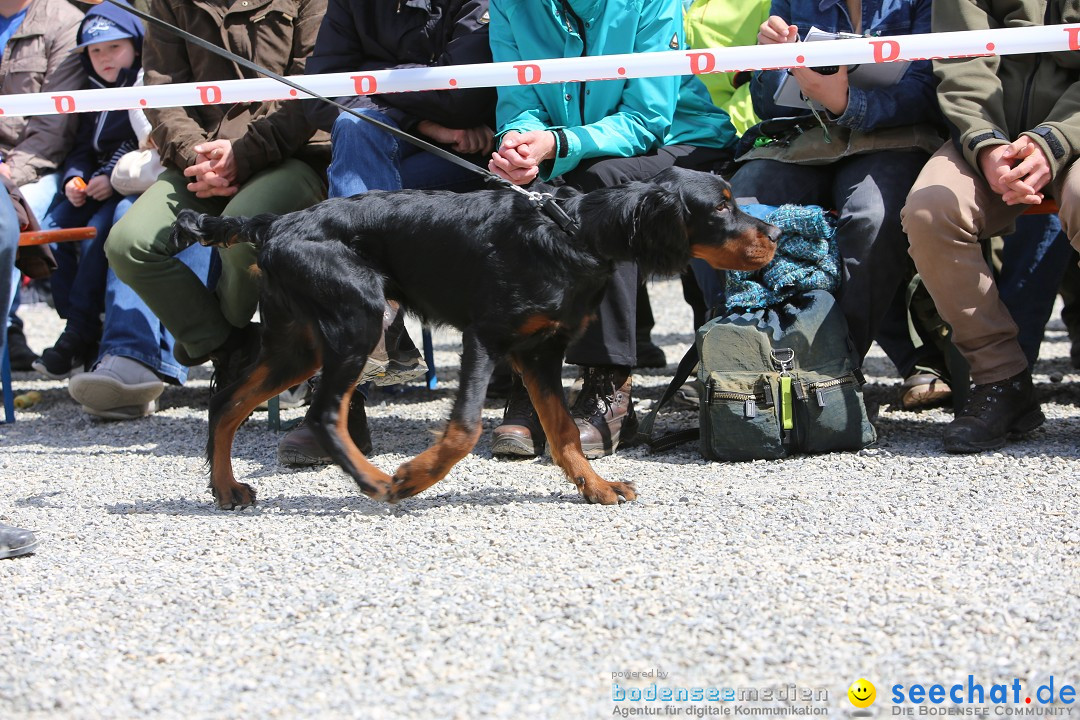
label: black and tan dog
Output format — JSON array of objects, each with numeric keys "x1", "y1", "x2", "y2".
[{"x1": 171, "y1": 167, "x2": 779, "y2": 509}]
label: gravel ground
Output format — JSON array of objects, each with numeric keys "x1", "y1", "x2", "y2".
[{"x1": 2, "y1": 278, "x2": 1079, "y2": 720}]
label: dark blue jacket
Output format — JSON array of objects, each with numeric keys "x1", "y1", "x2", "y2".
[
  {"x1": 63, "y1": 0, "x2": 144, "y2": 187},
  {"x1": 303, "y1": 0, "x2": 495, "y2": 133},
  {"x1": 750, "y1": 0, "x2": 939, "y2": 133}
]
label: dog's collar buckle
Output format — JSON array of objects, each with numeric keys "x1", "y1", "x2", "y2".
[{"x1": 529, "y1": 192, "x2": 580, "y2": 237}]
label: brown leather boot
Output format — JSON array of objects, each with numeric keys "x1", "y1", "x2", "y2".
[
  {"x1": 571, "y1": 365, "x2": 638, "y2": 459},
  {"x1": 491, "y1": 374, "x2": 546, "y2": 457},
  {"x1": 277, "y1": 393, "x2": 373, "y2": 466}
]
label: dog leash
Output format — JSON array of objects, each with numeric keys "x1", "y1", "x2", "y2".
[{"x1": 90, "y1": 0, "x2": 580, "y2": 236}]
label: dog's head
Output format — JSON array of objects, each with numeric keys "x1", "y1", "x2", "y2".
[{"x1": 650, "y1": 167, "x2": 779, "y2": 272}]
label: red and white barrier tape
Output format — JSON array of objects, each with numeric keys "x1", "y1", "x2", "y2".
[{"x1": 1, "y1": 25, "x2": 1077, "y2": 117}]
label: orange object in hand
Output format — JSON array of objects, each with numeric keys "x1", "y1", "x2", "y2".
[{"x1": 71, "y1": 177, "x2": 86, "y2": 190}]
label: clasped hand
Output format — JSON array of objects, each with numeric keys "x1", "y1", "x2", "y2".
[
  {"x1": 978, "y1": 136, "x2": 1052, "y2": 206},
  {"x1": 184, "y1": 139, "x2": 238, "y2": 198},
  {"x1": 487, "y1": 130, "x2": 557, "y2": 186}
]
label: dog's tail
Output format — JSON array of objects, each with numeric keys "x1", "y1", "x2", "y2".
[{"x1": 170, "y1": 209, "x2": 277, "y2": 253}]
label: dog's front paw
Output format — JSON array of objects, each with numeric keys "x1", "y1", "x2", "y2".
[
  {"x1": 212, "y1": 481, "x2": 257, "y2": 510},
  {"x1": 575, "y1": 476, "x2": 636, "y2": 505},
  {"x1": 387, "y1": 460, "x2": 431, "y2": 503}
]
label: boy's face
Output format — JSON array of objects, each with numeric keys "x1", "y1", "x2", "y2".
[{"x1": 87, "y1": 38, "x2": 136, "y2": 83}]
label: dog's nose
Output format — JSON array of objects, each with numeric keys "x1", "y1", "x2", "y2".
[{"x1": 765, "y1": 223, "x2": 781, "y2": 244}]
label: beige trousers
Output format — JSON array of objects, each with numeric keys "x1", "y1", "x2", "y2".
[{"x1": 901, "y1": 142, "x2": 1080, "y2": 384}]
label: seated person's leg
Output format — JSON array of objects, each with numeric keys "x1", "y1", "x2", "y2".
[
  {"x1": 902, "y1": 142, "x2": 1041, "y2": 453},
  {"x1": 17, "y1": 172, "x2": 61, "y2": 225},
  {"x1": 1, "y1": 193, "x2": 18, "y2": 359},
  {"x1": 1060, "y1": 252, "x2": 1080, "y2": 368},
  {"x1": 328, "y1": 110, "x2": 404, "y2": 198},
  {"x1": 6, "y1": 176, "x2": 60, "y2": 371},
  {"x1": 35, "y1": 198, "x2": 123, "y2": 379},
  {"x1": 998, "y1": 213, "x2": 1073, "y2": 367},
  {"x1": 106, "y1": 170, "x2": 238, "y2": 366},
  {"x1": 69, "y1": 230, "x2": 216, "y2": 420}
]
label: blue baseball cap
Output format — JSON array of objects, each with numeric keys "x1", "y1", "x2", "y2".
[{"x1": 74, "y1": 16, "x2": 135, "y2": 51}]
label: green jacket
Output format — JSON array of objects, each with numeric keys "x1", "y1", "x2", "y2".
[
  {"x1": 683, "y1": 0, "x2": 770, "y2": 136},
  {"x1": 934, "y1": 0, "x2": 1080, "y2": 182}
]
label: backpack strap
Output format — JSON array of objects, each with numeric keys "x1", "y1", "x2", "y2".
[{"x1": 637, "y1": 342, "x2": 701, "y2": 452}]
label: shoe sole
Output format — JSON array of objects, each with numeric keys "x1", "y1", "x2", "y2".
[
  {"x1": 0, "y1": 537, "x2": 40, "y2": 559},
  {"x1": 278, "y1": 447, "x2": 333, "y2": 467},
  {"x1": 943, "y1": 408, "x2": 1046, "y2": 454},
  {"x1": 80, "y1": 400, "x2": 158, "y2": 421},
  {"x1": 31, "y1": 359, "x2": 85, "y2": 381},
  {"x1": 491, "y1": 434, "x2": 543, "y2": 458},
  {"x1": 69, "y1": 375, "x2": 164, "y2": 412}
]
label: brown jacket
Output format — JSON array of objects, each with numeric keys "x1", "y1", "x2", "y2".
[
  {"x1": 0, "y1": 0, "x2": 86, "y2": 186},
  {"x1": 143, "y1": 0, "x2": 330, "y2": 184}
]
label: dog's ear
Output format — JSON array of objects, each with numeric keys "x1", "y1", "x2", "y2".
[{"x1": 626, "y1": 185, "x2": 690, "y2": 276}]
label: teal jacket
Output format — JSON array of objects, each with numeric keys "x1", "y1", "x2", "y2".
[{"x1": 490, "y1": 0, "x2": 736, "y2": 180}]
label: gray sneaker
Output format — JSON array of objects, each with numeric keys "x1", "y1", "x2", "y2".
[
  {"x1": 358, "y1": 303, "x2": 427, "y2": 386},
  {"x1": 0, "y1": 523, "x2": 39, "y2": 559},
  {"x1": 68, "y1": 355, "x2": 165, "y2": 420}
]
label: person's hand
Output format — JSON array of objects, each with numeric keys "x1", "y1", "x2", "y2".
[
  {"x1": 417, "y1": 121, "x2": 494, "y2": 156},
  {"x1": 84, "y1": 175, "x2": 114, "y2": 202},
  {"x1": 789, "y1": 65, "x2": 850, "y2": 115},
  {"x1": 487, "y1": 130, "x2": 556, "y2": 186},
  {"x1": 977, "y1": 144, "x2": 1015, "y2": 197},
  {"x1": 999, "y1": 136, "x2": 1052, "y2": 205},
  {"x1": 758, "y1": 16, "x2": 799, "y2": 45},
  {"x1": 65, "y1": 177, "x2": 87, "y2": 207},
  {"x1": 184, "y1": 139, "x2": 239, "y2": 198}
]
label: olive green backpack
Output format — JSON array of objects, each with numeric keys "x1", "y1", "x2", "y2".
[{"x1": 638, "y1": 290, "x2": 876, "y2": 460}]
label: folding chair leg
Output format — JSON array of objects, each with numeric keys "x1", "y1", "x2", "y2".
[
  {"x1": 422, "y1": 326, "x2": 438, "y2": 390},
  {"x1": 2, "y1": 343, "x2": 14, "y2": 424}
]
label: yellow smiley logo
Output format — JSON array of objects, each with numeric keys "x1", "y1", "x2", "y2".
[{"x1": 848, "y1": 679, "x2": 876, "y2": 708}]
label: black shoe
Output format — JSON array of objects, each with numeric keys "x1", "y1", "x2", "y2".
[
  {"x1": 208, "y1": 323, "x2": 261, "y2": 396},
  {"x1": 943, "y1": 369, "x2": 1044, "y2": 454},
  {"x1": 634, "y1": 341, "x2": 666, "y2": 369},
  {"x1": 278, "y1": 394, "x2": 372, "y2": 466},
  {"x1": 31, "y1": 330, "x2": 96, "y2": 380},
  {"x1": 6, "y1": 326, "x2": 39, "y2": 371},
  {"x1": 491, "y1": 374, "x2": 546, "y2": 457}
]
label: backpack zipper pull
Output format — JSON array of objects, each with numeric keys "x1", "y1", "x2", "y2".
[
  {"x1": 744, "y1": 396, "x2": 757, "y2": 419},
  {"x1": 816, "y1": 387, "x2": 827, "y2": 407}
]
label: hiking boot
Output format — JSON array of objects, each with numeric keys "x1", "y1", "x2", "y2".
[
  {"x1": 32, "y1": 330, "x2": 96, "y2": 380},
  {"x1": 278, "y1": 394, "x2": 372, "y2": 466},
  {"x1": 359, "y1": 302, "x2": 427, "y2": 386},
  {"x1": 571, "y1": 365, "x2": 638, "y2": 458},
  {"x1": 491, "y1": 374, "x2": 546, "y2": 457},
  {"x1": 208, "y1": 323, "x2": 261, "y2": 396},
  {"x1": 0, "y1": 523, "x2": 39, "y2": 559},
  {"x1": 7, "y1": 326, "x2": 39, "y2": 371},
  {"x1": 943, "y1": 369, "x2": 1044, "y2": 454},
  {"x1": 68, "y1": 355, "x2": 165, "y2": 420}
]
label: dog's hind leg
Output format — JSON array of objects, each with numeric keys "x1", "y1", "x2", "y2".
[
  {"x1": 389, "y1": 329, "x2": 495, "y2": 502},
  {"x1": 207, "y1": 326, "x2": 321, "y2": 510},
  {"x1": 517, "y1": 344, "x2": 637, "y2": 505}
]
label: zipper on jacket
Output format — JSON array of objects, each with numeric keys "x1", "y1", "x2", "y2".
[
  {"x1": 1018, "y1": 3, "x2": 1053, "y2": 131},
  {"x1": 559, "y1": 0, "x2": 587, "y2": 121}
]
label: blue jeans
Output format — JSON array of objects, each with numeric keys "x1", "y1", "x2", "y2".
[
  {"x1": 729, "y1": 150, "x2": 930, "y2": 365},
  {"x1": 1, "y1": 192, "x2": 19, "y2": 356},
  {"x1": 41, "y1": 193, "x2": 124, "y2": 341},
  {"x1": 98, "y1": 197, "x2": 217, "y2": 384},
  {"x1": 998, "y1": 213, "x2": 1073, "y2": 366},
  {"x1": 328, "y1": 109, "x2": 483, "y2": 198}
]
